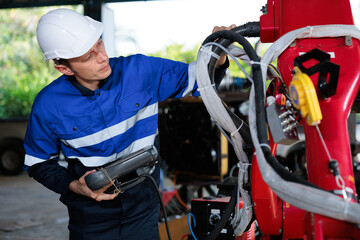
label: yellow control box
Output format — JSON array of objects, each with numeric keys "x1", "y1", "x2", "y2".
[{"x1": 289, "y1": 67, "x2": 322, "y2": 125}]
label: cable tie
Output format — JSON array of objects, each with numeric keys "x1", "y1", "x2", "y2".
[
  {"x1": 259, "y1": 143, "x2": 271, "y2": 150},
  {"x1": 239, "y1": 168, "x2": 247, "y2": 173},
  {"x1": 245, "y1": 205, "x2": 253, "y2": 210},
  {"x1": 240, "y1": 162, "x2": 252, "y2": 166},
  {"x1": 342, "y1": 188, "x2": 348, "y2": 200},
  {"x1": 200, "y1": 46, "x2": 220, "y2": 59},
  {"x1": 306, "y1": 25, "x2": 314, "y2": 38},
  {"x1": 250, "y1": 60, "x2": 267, "y2": 67},
  {"x1": 231, "y1": 121, "x2": 244, "y2": 137},
  {"x1": 344, "y1": 195, "x2": 350, "y2": 217},
  {"x1": 197, "y1": 83, "x2": 215, "y2": 91},
  {"x1": 239, "y1": 163, "x2": 251, "y2": 172}
]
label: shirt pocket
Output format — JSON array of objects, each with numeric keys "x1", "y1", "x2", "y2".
[
  {"x1": 50, "y1": 116, "x2": 91, "y2": 139},
  {"x1": 119, "y1": 88, "x2": 153, "y2": 113}
]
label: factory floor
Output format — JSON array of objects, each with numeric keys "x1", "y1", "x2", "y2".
[
  {"x1": 0, "y1": 171, "x2": 69, "y2": 240},
  {"x1": 0, "y1": 171, "x2": 190, "y2": 240}
]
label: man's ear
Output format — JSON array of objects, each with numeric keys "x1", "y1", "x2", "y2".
[{"x1": 54, "y1": 64, "x2": 75, "y2": 76}]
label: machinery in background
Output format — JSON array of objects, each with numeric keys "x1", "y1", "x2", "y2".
[
  {"x1": 185, "y1": 0, "x2": 360, "y2": 239},
  {"x1": 191, "y1": 196, "x2": 236, "y2": 240},
  {"x1": 158, "y1": 95, "x2": 249, "y2": 183}
]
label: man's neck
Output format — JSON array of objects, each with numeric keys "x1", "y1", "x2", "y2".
[{"x1": 75, "y1": 78, "x2": 102, "y2": 91}]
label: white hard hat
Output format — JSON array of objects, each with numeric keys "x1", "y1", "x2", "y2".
[{"x1": 36, "y1": 8, "x2": 104, "y2": 62}]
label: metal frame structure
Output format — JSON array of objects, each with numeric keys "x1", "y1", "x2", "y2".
[{"x1": 0, "y1": 0, "x2": 159, "y2": 21}]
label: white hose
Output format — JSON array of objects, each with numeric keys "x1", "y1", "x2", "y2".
[{"x1": 196, "y1": 43, "x2": 253, "y2": 235}]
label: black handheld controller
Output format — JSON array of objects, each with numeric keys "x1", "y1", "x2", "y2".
[{"x1": 85, "y1": 145, "x2": 158, "y2": 190}]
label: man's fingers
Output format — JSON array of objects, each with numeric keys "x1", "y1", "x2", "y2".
[
  {"x1": 99, "y1": 180, "x2": 116, "y2": 192},
  {"x1": 212, "y1": 24, "x2": 237, "y2": 33},
  {"x1": 95, "y1": 192, "x2": 119, "y2": 202},
  {"x1": 83, "y1": 170, "x2": 96, "y2": 177},
  {"x1": 212, "y1": 25, "x2": 225, "y2": 33},
  {"x1": 78, "y1": 170, "x2": 96, "y2": 189},
  {"x1": 95, "y1": 180, "x2": 119, "y2": 194},
  {"x1": 229, "y1": 24, "x2": 236, "y2": 30}
]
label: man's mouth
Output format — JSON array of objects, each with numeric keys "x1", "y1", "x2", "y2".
[{"x1": 100, "y1": 63, "x2": 110, "y2": 72}]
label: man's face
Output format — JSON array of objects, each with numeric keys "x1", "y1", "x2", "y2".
[{"x1": 58, "y1": 38, "x2": 112, "y2": 90}]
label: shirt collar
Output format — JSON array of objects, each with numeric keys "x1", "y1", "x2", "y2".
[
  {"x1": 68, "y1": 76, "x2": 95, "y2": 96},
  {"x1": 66, "y1": 60, "x2": 113, "y2": 96}
]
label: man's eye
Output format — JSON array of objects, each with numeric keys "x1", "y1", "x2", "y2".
[{"x1": 85, "y1": 53, "x2": 93, "y2": 60}]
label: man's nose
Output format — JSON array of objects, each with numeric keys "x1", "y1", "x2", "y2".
[{"x1": 97, "y1": 50, "x2": 108, "y2": 63}]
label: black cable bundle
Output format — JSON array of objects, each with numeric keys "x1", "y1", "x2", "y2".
[{"x1": 201, "y1": 23, "x2": 322, "y2": 189}]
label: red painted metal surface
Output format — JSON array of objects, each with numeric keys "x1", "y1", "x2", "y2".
[
  {"x1": 256, "y1": 0, "x2": 360, "y2": 238},
  {"x1": 304, "y1": 213, "x2": 360, "y2": 239},
  {"x1": 260, "y1": 0, "x2": 279, "y2": 42},
  {"x1": 278, "y1": 38, "x2": 360, "y2": 193},
  {"x1": 278, "y1": 0, "x2": 354, "y2": 36},
  {"x1": 236, "y1": 222, "x2": 255, "y2": 240},
  {"x1": 260, "y1": 0, "x2": 354, "y2": 42},
  {"x1": 251, "y1": 143, "x2": 283, "y2": 235},
  {"x1": 282, "y1": 202, "x2": 306, "y2": 239}
]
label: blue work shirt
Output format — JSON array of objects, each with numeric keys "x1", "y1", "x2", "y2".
[{"x1": 24, "y1": 54, "x2": 227, "y2": 195}]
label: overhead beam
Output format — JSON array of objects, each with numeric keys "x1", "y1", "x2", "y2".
[
  {"x1": 0, "y1": 0, "x2": 159, "y2": 9},
  {"x1": 0, "y1": 0, "x2": 82, "y2": 9},
  {"x1": 84, "y1": 0, "x2": 102, "y2": 21}
]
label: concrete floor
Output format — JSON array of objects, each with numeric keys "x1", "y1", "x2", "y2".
[
  {"x1": 0, "y1": 170, "x2": 190, "y2": 240},
  {"x1": 0, "y1": 171, "x2": 69, "y2": 240}
]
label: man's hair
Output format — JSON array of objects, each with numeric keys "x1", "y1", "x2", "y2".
[{"x1": 53, "y1": 58, "x2": 70, "y2": 67}]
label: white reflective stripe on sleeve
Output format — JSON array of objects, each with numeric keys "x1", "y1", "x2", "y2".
[
  {"x1": 25, "y1": 154, "x2": 47, "y2": 166},
  {"x1": 68, "y1": 133, "x2": 157, "y2": 167},
  {"x1": 61, "y1": 102, "x2": 158, "y2": 149},
  {"x1": 182, "y1": 61, "x2": 197, "y2": 97}
]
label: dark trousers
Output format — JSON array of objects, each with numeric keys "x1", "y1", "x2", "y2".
[
  {"x1": 61, "y1": 178, "x2": 160, "y2": 240},
  {"x1": 60, "y1": 152, "x2": 161, "y2": 239}
]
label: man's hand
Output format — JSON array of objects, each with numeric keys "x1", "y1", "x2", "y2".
[
  {"x1": 69, "y1": 170, "x2": 118, "y2": 202},
  {"x1": 212, "y1": 24, "x2": 236, "y2": 67}
]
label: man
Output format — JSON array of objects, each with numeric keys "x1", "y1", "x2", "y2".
[{"x1": 24, "y1": 8, "x2": 231, "y2": 240}]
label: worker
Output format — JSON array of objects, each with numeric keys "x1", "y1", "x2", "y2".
[{"x1": 24, "y1": 8, "x2": 231, "y2": 240}]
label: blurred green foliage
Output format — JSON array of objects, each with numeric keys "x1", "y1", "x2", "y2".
[
  {"x1": 0, "y1": 7, "x2": 258, "y2": 118},
  {"x1": 0, "y1": 7, "x2": 79, "y2": 118}
]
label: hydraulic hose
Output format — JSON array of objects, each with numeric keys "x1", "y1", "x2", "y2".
[
  {"x1": 204, "y1": 22, "x2": 260, "y2": 89},
  {"x1": 201, "y1": 28, "x2": 322, "y2": 189},
  {"x1": 262, "y1": 146, "x2": 319, "y2": 188},
  {"x1": 197, "y1": 23, "x2": 320, "y2": 237},
  {"x1": 202, "y1": 22, "x2": 260, "y2": 147},
  {"x1": 224, "y1": 107, "x2": 253, "y2": 147},
  {"x1": 202, "y1": 29, "x2": 268, "y2": 145},
  {"x1": 196, "y1": 23, "x2": 260, "y2": 236}
]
